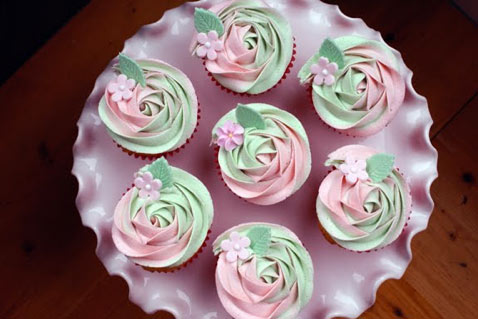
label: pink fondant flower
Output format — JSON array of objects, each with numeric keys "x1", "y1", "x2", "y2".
[
  {"x1": 196, "y1": 30, "x2": 224, "y2": 61},
  {"x1": 220, "y1": 231, "x2": 251, "y2": 263},
  {"x1": 216, "y1": 120, "x2": 244, "y2": 151},
  {"x1": 134, "y1": 172, "x2": 162, "y2": 200},
  {"x1": 310, "y1": 57, "x2": 338, "y2": 86},
  {"x1": 339, "y1": 156, "x2": 369, "y2": 184},
  {"x1": 107, "y1": 74, "x2": 136, "y2": 102}
]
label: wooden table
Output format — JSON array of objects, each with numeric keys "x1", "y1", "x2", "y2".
[{"x1": 1, "y1": 0, "x2": 477, "y2": 318}]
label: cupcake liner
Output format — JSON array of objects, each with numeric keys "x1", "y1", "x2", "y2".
[
  {"x1": 118, "y1": 186, "x2": 212, "y2": 273},
  {"x1": 317, "y1": 221, "x2": 337, "y2": 246},
  {"x1": 316, "y1": 169, "x2": 413, "y2": 254},
  {"x1": 114, "y1": 103, "x2": 202, "y2": 160},
  {"x1": 204, "y1": 39, "x2": 297, "y2": 96}
]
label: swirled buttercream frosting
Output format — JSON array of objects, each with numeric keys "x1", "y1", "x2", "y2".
[
  {"x1": 212, "y1": 103, "x2": 311, "y2": 205},
  {"x1": 190, "y1": 0, "x2": 294, "y2": 94},
  {"x1": 298, "y1": 36, "x2": 405, "y2": 136},
  {"x1": 112, "y1": 158, "x2": 213, "y2": 269},
  {"x1": 99, "y1": 57, "x2": 198, "y2": 154},
  {"x1": 316, "y1": 145, "x2": 411, "y2": 251},
  {"x1": 213, "y1": 223, "x2": 314, "y2": 319}
]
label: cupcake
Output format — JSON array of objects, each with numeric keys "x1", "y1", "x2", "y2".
[
  {"x1": 213, "y1": 223, "x2": 314, "y2": 319},
  {"x1": 316, "y1": 145, "x2": 412, "y2": 252},
  {"x1": 190, "y1": 0, "x2": 295, "y2": 95},
  {"x1": 298, "y1": 36, "x2": 405, "y2": 136},
  {"x1": 212, "y1": 103, "x2": 311, "y2": 205},
  {"x1": 111, "y1": 157, "x2": 213, "y2": 271},
  {"x1": 98, "y1": 53, "x2": 199, "y2": 158}
]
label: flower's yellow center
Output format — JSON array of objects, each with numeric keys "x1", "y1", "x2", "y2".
[{"x1": 228, "y1": 133, "x2": 233, "y2": 138}]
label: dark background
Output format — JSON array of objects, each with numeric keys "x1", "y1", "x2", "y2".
[{"x1": 0, "y1": 0, "x2": 90, "y2": 84}]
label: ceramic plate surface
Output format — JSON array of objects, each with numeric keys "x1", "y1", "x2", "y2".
[{"x1": 72, "y1": 0, "x2": 438, "y2": 318}]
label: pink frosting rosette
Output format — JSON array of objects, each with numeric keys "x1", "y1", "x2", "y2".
[
  {"x1": 212, "y1": 103, "x2": 311, "y2": 205},
  {"x1": 98, "y1": 58, "x2": 198, "y2": 155},
  {"x1": 316, "y1": 145, "x2": 412, "y2": 251},
  {"x1": 190, "y1": 0, "x2": 294, "y2": 94},
  {"x1": 112, "y1": 159, "x2": 213, "y2": 269},
  {"x1": 298, "y1": 36, "x2": 406, "y2": 136},
  {"x1": 213, "y1": 223, "x2": 314, "y2": 319}
]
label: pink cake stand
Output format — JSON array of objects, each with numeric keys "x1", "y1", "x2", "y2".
[{"x1": 72, "y1": 0, "x2": 438, "y2": 318}]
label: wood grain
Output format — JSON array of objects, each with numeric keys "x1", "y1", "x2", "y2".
[{"x1": 0, "y1": 0, "x2": 476, "y2": 318}]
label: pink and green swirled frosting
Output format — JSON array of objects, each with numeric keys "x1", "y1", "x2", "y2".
[
  {"x1": 316, "y1": 145, "x2": 412, "y2": 251},
  {"x1": 299, "y1": 36, "x2": 405, "y2": 136},
  {"x1": 213, "y1": 223, "x2": 314, "y2": 319},
  {"x1": 99, "y1": 59, "x2": 198, "y2": 154},
  {"x1": 212, "y1": 103, "x2": 311, "y2": 205},
  {"x1": 112, "y1": 163, "x2": 213, "y2": 269},
  {"x1": 191, "y1": 0, "x2": 294, "y2": 94}
]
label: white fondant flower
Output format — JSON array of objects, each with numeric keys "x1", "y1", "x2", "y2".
[
  {"x1": 134, "y1": 172, "x2": 162, "y2": 200},
  {"x1": 107, "y1": 74, "x2": 136, "y2": 102},
  {"x1": 220, "y1": 231, "x2": 251, "y2": 262},
  {"x1": 310, "y1": 57, "x2": 338, "y2": 86},
  {"x1": 196, "y1": 30, "x2": 224, "y2": 60},
  {"x1": 339, "y1": 156, "x2": 369, "y2": 184}
]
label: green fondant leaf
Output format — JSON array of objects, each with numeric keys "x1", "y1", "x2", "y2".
[
  {"x1": 247, "y1": 227, "x2": 271, "y2": 256},
  {"x1": 366, "y1": 153, "x2": 395, "y2": 183},
  {"x1": 319, "y1": 38, "x2": 345, "y2": 69},
  {"x1": 194, "y1": 8, "x2": 224, "y2": 36},
  {"x1": 236, "y1": 104, "x2": 266, "y2": 130},
  {"x1": 118, "y1": 53, "x2": 146, "y2": 87},
  {"x1": 147, "y1": 157, "x2": 173, "y2": 188}
]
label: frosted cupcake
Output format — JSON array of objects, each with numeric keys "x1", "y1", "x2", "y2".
[
  {"x1": 190, "y1": 0, "x2": 294, "y2": 95},
  {"x1": 213, "y1": 223, "x2": 314, "y2": 319},
  {"x1": 99, "y1": 53, "x2": 199, "y2": 157},
  {"x1": 112, "y1": 158, "x2": 213, "y2": 271},
  {"x1": 316, "y1": 145, "x2": 412, "y2": 251},
  {"x1": 298, "y1": 36, "x2": 405, "y2": 136},
  {"x1": 212, "y1": 103, "x2": 311, "y2": 205}
]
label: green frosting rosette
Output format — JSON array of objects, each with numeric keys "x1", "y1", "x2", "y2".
[
  {"x1": 212, "y1": 103, "x2": 311, "y2": 205},
  {"x1": 112, "y1": 158, "x2": 213, "y2": 269},
  {"x1": 190, "y1": 0, "x2": 294, "y2": 94},
  {"x1": 213, "y1": 223, "x2": 314, "y2": 319},
  {"x1": 99, "y1": 55, "x2": 198, "y2": 155},
  {"x1": 298, "y1": 36, "x2": 405, "y2": 136},
  {"x1": 316, "y1": 145, "x2": 412, "y2": 251}
]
